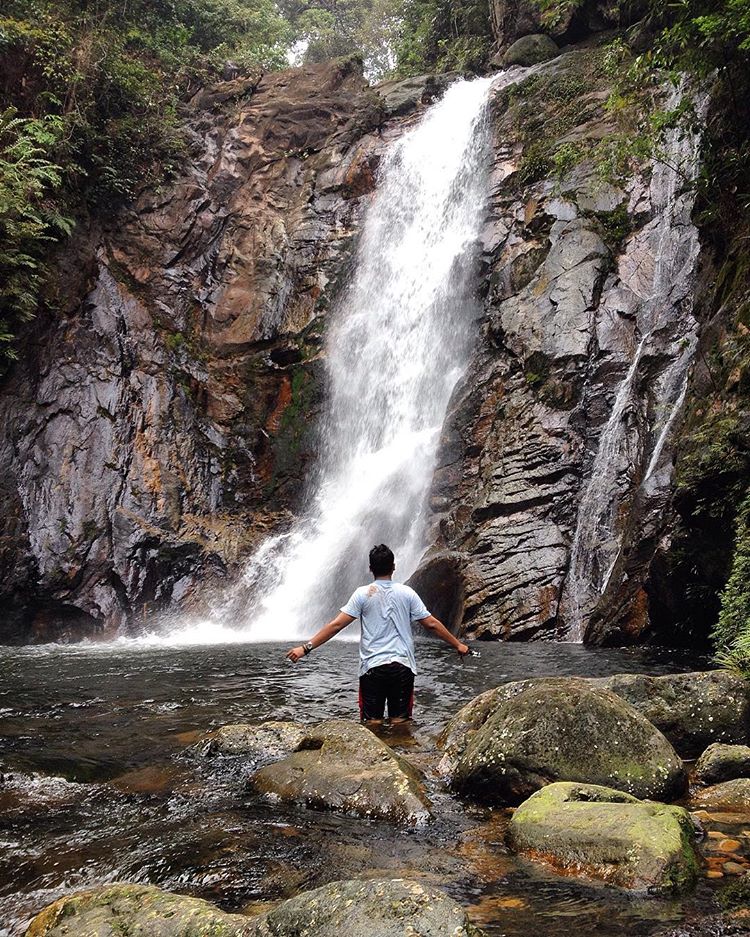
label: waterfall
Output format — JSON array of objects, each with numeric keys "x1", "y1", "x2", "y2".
[
  {"x1": 563, "y1": 85, "x2": 706, "y2": 642},
  {"x1": 201, "y1": 75, "x2": 498, "y2": 642}
]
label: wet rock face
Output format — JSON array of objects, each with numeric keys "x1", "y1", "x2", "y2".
[
  {"x1": 448, "y1": 677, "x2": 687, "y2": 804},
  {"x1": 25, "y1": 883, "x2": 252, "y2": 936},
  {"x1": 0, "y1": 60, "x2": 414, "y2": 642},
  {"x1": 422, "y1": 46, "x2": 706, "y2": 642},
  {"x1": 508, "y1": 782, "x2": 699, "y2": 893},
  {"x1": 249, "y1": 719, "x2": 433, "y2": 825},
  {"x1": 245, "y1": 878, "x2": 484, "y2": 937},
  {"x1": 190, "y1": 721, "x2": 306, "y2": 762},
  {"x1": 691, "y1": 779, "x2": 750, "y2": 813}
]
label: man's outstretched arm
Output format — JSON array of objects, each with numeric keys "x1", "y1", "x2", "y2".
[
  {"x1": 418, "y1": 615, "x2": 469, "y2": 655},
  {"x1": 285, "y1": 612, "x2": 356, "y2": 662}
]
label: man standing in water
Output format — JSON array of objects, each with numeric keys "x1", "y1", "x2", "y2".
[{"x1": 285, "y1": 544, "x2": 470, "y2": 723}]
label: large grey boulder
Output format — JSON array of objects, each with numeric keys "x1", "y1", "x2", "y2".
[
  {"x1": 508, "y1": 782, "x2": 699, "y2": 893},
  {"x1": 449, "y1": 678, "x2": 686, "y2": 804},
  {"x1": 502, "y1": 34, "x2": 558, "y2": 67},
  {"x1": 245, "y1": 879, "x2": 484, "y2": 937},
  {"x1": 694, "y1": 743, "x2": 750, "y2": 785},
  {"x1": 374, "y1": 73, "x2": 457, "y2": 117},
  {"x1": 249, "y1": 719, "x2": 432, "y2": 825},
  {"x1": 594, "y1": 671, "x2": 750, "y2": 757},
  {"x1": 24, "y1": 883, "x2": 252, "y2": 936},
  {"x1": 190, "y1": 721, "x2": 306, "y2": 763},
  {"x1": 691, "y1": 778, "x2": 750, "y2": 812}
]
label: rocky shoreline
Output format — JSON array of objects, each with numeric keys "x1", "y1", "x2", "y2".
[{"x1": 22, "y1": 669, "x2": 750, "y2": 936}]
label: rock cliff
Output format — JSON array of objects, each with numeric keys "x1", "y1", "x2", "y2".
[
  {"x1": 0, "y1": 34, "x2": 712, "y2": 645},
  {"x1": 0, "y1": 60, "x2": 441, "y2": 641}
]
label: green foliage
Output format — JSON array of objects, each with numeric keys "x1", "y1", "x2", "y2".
[
  {"x1": 714, "y1": 491, "x2": 750, "y2": 673},
  {"x1": 0, "y1": 107, "x2": 69, "y2": 361},
  {"x1": 394, "y1": 0, "x2": 492, "y2": 76},
  {"x1": 0, "y1": 0, "x2": 292, "y2": 366},
  {"x1": 529, "y1": 0, "x2": 585, "y2": 30}
]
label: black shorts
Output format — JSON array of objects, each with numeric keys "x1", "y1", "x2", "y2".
[{"x1": 359, "y1": 662, "x2": 414, "y2": 722}]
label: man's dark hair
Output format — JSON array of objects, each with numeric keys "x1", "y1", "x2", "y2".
[{"x1": 369, "y1": 544, "x2": 395, "y2": 576}]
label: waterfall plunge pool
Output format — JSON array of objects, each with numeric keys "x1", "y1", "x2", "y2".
[{"x1": 0, "y1": 639, "x2": 732, "y2": 937}]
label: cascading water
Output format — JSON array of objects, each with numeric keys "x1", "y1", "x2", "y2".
[
  {"x1": 196, "y1": 75, "x2": 498, "y2": 643},
  {"x1": 563, "y1": 85, "x2": 706, "y2": 642}
]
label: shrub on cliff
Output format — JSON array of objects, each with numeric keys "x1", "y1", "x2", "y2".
[{"x1": 0, "y1": 0, "x2": 291, "y2": 369}]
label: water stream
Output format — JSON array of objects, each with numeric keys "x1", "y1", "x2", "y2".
[
  {"x1": 180, "y1": 76, "x2": 498, "y2": 643},
  {"x1": 563, "y1": 88, "x2": 705, "y2": 641},
  {"x1": 0, "y1": 640, "x2": 722, "y2": 937}
]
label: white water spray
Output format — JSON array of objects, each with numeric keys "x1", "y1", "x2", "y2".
[
  {"x1": 178, "y1": 76, "x2": 498, "y2": 644},
  {"x1": 564, "y1": 86, "x2": 706, "y2": 641}
]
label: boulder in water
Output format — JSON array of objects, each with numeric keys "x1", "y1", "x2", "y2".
[
  {"x1": 502, "y1": 34, "x2": 559, "y2": 67},
  {"x1": 508, "y1": 782, "x2": 700, "y2": 893},
  {"x1": 249, "y1": 719, "x2": 432, "y2": 825},
  {"x1": 691, "y1": 778, "x2": 750, "y2": 812},
  {"x1": 593, "y1": 671, "x2": 750, "y2": 757},
  {"x1": 190, "y1": 721, "x2": 306, "y2": 763},
  {"x1": 694, "y1": 743, "x2": 750, "y2": 785},
  {"x1": 24, "y1": 883, "x2": 252, "y2": 936},
  {"x1": 449, "y1": 677, "x2": 687, "y2": 804},
  {"x1": 244, "y1": 878, "x2": 483, "y2": 936}
]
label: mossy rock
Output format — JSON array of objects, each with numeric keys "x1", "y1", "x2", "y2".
[
  {"x1": 249, "y1": 719, "x2": 432, "y2": 825},
  {"x1": 508, "y1": 782, "x2": 700, "y2": 893},
  {"x1": 25, "y1": 883, "x2": 252, "y2": 936},
  {"x1": 594, "y1": 671, "x2": 750, "y2": 758},
  {"x1": 503, "y1": 34, "x2": 559, "y2": 67},
  {"x1": 245, "y1": 878, "x2": 485, "y2": 936},
  {"x1": 694, "y1": 743, "x2": 750, "y2": 785},
  {"x1": 450, "y1": 678, "x2": 687, "y2": 804}
]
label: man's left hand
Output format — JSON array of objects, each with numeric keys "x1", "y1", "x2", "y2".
[{"x1": 285, "y1": 646, "x2": 306, "y2": 663}]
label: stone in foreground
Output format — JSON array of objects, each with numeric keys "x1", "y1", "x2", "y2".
[
  {"x1": 25, "y1": 883, "x2": 251, "y2": 936},
  {"x1": 450, "y1": 678, "x2": 686, "y2": 804},
  {"x1": 691, "y1": 778, "x2": 750, "y2": 812},
  {"x1": 245, "y1": 878, "x2": 483, "y2": 936},
  {"x1": 191, "y1": 721, "x2": 306, "y2": 762},
  {"x1": 693, "y1": 744, "x2": 750, "y2": 786},
  {"x1": 508, "y1": 782, "x2": 700, "y2": 893},
  {"x1": 594, "y1": 671, "x2": 750, "y2": 757},
  {"x1": 249, "y1": 719, "x2": 432, "y2": 825}
]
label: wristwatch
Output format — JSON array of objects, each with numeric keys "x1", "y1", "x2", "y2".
[{"x1": 302, "y1": 642, "x2": 313, "y2": 655}]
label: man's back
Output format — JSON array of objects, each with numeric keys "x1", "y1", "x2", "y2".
[{"x1": 341, "y1": 580, "x2": 429, "y2": 676}]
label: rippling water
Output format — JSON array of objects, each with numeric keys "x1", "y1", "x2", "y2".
[{"x1": 0, "y1": 640, "x2": 719, "y2": 936}]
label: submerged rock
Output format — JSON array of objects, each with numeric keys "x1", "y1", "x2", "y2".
[
  {"x1": 450, "y1": 678, "x2": 686, "y2": 804},
  {"x1": 502, "y1": 34, "x2": 558, "y2": 67},
  {"x1": 594, "y1": 671, "x2": 750, "y2": 757},
  {"x1": 25, "y1": 883, "x2": 252, "y2": 936},
  {"x1": 508, "y1": 782, "x2": 699, "y2": 893},
  {"x1": 656, "y1": 912, "x2": 750, "y2": 937},
  {"x1": 245, "y1": 878, "x2": 483, "y2": 936},
  {"x1": 694, "y1": 744, "x2": 750, "y2": 785},
  {"x1": 249, "y1": 719, "x2": 432, "y2": 825},
  {"x1": 190, "y1": 721, "x2": 306, "y2": 762},
  {"x1": 691, "y1": 779, "x2": 750, "y2": 812}
]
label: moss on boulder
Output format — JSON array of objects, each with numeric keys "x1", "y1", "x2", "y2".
[
  {"x1": 502, "y1": 34, "x2": 558, "y2": 67},
  {"x1": 450, "y1": 678, "x2": 686, "y2": 804},
  {"x1": 245, "y1": 879, "x2": 484, "y2": 937},
  {"x1": 249, "y1": 719, "x2": 432, "y2": 825},
  {"x1": 508, "y1": 782, "x2": 700, "y2": 893},
  {"x1": 25, "y1": 883, "x2": 252, "y2": 936}
]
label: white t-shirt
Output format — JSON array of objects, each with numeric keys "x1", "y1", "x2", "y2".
[{"x1": 341, "y1": 579, "x2": 430, "y2": 677}]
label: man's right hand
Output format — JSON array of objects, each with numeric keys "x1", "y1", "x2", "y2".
[{"x1": 456, "y1": 642, "x2": 470, "y2": 656}]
